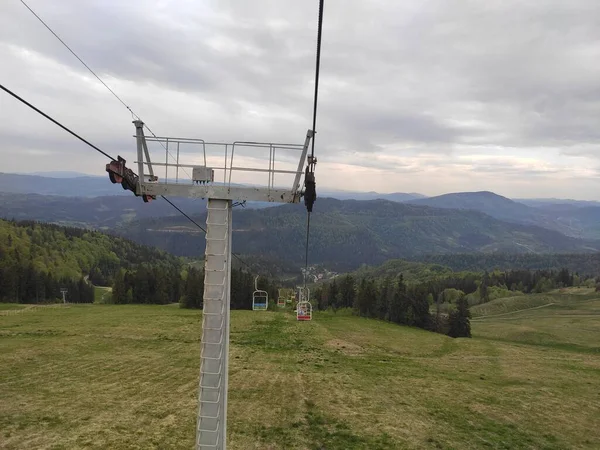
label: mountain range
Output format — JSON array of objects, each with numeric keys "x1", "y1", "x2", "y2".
[
  {"x1": 407, "y1": 191, "x2": 600, "y2": 239},
  {"x1": 2, "y1": 172, "x2": 600, "y2": 272},
  {"x1": 0, "y1": 172, "x2": 426, "y2": 203},
  {"x1": 118, "y1": 197, "x2": 600, "y2": 270},
  {"x1": 0, "y1": 192, "x2": 207, "y2": 230}
]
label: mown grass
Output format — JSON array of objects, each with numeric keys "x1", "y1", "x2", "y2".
[
  {"x1": 0, "y1": 303, "x2": 26, "y2": 311},
  {"x1": 470, "y1": 287, "x2": 599, "y2": 318},
  {"x1": 470, "y1": 294, "x2": 556, "y2": 318},
  {"x1": 471, "y1": 292, "x2": 600, "y2": 356},
  {"x1": 93, "y1": 286, "x2": 112, "y2": 304},
  {"x1": 1, "y1": 295, "x2": 600, "y2": 449}
]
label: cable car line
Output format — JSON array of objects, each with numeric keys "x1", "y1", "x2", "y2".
[
  {"x1": 0, "y1": 82, "x2": 255, "y2": 273},
  {"x1": 303, "y1": 0, "x2": 325, "y2": 288},
  {"x1": 0, "y1": 83, "x2": 115, "y2": 161},
  {"x1": 15, "y1": 0, "x2": 328, "y2": 292},
  {"x1": 18, "y1": 0, "x2": 188, "y2": 178},
  {"x1": 310, "y1": 0, "x2": 325, "y2": 162},
  {"x1": 15, "y1": 1, "x2": 271, "y2": 277},
  {"x1": 162, "y1": 196, "x2": 255, "y2": 270},
  {"x1": 19, "y1": 0, "x2": 134, "y2": 118}
]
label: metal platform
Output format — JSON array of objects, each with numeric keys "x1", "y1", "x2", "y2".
[{"x1": 132, "y1": 120, "x2": 313, "y2": 203}]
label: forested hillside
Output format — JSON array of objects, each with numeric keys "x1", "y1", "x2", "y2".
[
  {"x1": 121, "y1": 198, "x2": 600, "y2": 270},
  {"x1": 352, "y1": 254, "x2": 600, "y2": 282},
  {"x1": 408, "y1": 191, "x2": 540, "y2": 224},
  {"x1": 312, "y1": 260, "x2": 584, "y2": 338},
  {"x1": 351, "y1": 259, "x2": 453, "y2": 283},
  {"x1": 0, "y1": 219, "x2": 182, "y2": 303},
  {"x1": 4, "y1": 191, "x2": 600, "y2": 274},
  {"x1": 0, "y1": 192, "x2": 203, "y2": 229},
  {"x1": 414, "y1": 253, "x2": 600, "y2": 276}
]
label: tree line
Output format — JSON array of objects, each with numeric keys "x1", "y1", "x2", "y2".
[
  {"x1": 311, "y1": 274, "x2": 466, "y2": 336},
  {"x1": 0, "y1": 260, "x2": 94, "y2": 303},
  {"x1": 310, "y1": 266, "x2": 582, "y2": 338},
  {"x1": 111, "y1": 265, "x2": 279, "y2": 309},
  {"x1": 416, "y1": 253, "x2": 600, "y2": 278}
]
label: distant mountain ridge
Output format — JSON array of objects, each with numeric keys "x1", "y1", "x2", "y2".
[
  {"x1": 318, "y1": 189, "x2": 426, "y2": 202},
  {"x1": 28, "y1": 171, "x2": 97, "y2": 178},
  {"x1": 408, "y1": 191, "x2": 538, "y2": 223},
  {"x1": 4, "y1": 172, "x2": 600, "y2": 253},
  {"x1": 407, "y1": 190, "x2": 600, "y2": 240},
  {"x1": 0, "y1": 172, "x2": 130, "y2": 197},
  {"x1": 0, "y1": 192, "x2": 207, "y2": 229},
  {"x1": 118, "y1": 198, "x2": 600, "y2": 271},
  {"x1": 0, "y1": 172, "x2": 427, "y2": 204},
  {"x1": 517, "y1": 198, "x2": 600, "y2": 208}
]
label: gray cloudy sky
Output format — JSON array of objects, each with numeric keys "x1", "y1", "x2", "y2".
[{"x1": 1, "y1": 0, "x2": 600, "y2": 199}]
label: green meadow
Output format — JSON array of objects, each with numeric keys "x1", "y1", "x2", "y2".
[{"x1": 1, "y1": 290, "x2": 599, "y2": 449}]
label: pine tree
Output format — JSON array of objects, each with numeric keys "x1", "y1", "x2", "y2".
[
  {"x1": 325, "y1": 279, "x2": 338, "y2": 311},
  {"x1": 411, "y1": 290, "x2": 431, "y2": 330},
  {"x1": 354, "y1": 278, "x2": 369, "y2": 316},
  {"x1": 182, "y1": 267, "x2": 204, "y2": 309},
  {"x1": 448, "y1": 296, "x2": 472, "y2": 338},
  {"x1": 339, "y1": 275, "x2": 355, "y2": 309},
  {"x1": 112, "y1": 269, "x2": 128, "y2": 304},
  {"x1": 479, "y1": 271, "x2": 490, "y2": 303},
  {"x1": 376, "y1": 277, "x2": 391, "y2": 320},
  {"x1": 388, "y1": 274, "x2": 407, "y2": 324}
]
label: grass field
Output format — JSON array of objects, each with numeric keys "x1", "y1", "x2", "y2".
[
  {"x1": 1, "y1": 292, "x2": 600, "y2": 449},
  {"x1": 0, "y1": 304, "x2": 26, "y2": 311},
  {"x1": 93, "y1": 286, "x2": 112, "y2": 304}
]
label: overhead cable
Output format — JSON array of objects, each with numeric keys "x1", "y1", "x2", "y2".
[
  {"x1": 304, "y1": 0, "x2": 326, "y2": 288},
  {"x1": 0, "y1": 83, "x2": 258, "y2": 274},
  {"x1": 19, "y1": 0, "x2": 189, "y2": 177}
]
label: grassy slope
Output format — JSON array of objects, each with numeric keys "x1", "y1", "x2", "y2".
[
  {"x1": 470, "y1": 295, "x2": 557, "y2": 318},
  {"x1": 1, "y1": 296, "x2": 599, "y2": 449},
  {"x1": 93, "y1": 286, "x2": 112, "y2": 304},
  {"x1": 0, "y1": 304, "x2": 26, "y2": 311},
  {"x1": 470, "y1": 287, "x2": 596, "y2": 317}
]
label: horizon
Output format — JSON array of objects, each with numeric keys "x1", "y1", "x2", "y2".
[{"x1": 2, "y1": 170, "x2": 599, "y2": 204}]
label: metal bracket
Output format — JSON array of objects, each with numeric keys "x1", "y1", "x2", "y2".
[{"x1": 105, "y1": 155, "x2": 156, "y2": 202}]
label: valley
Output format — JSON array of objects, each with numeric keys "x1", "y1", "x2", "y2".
[{"x1": 4, "y1": 180, "x2": 600, "y2": 273}]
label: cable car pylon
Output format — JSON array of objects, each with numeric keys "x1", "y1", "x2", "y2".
[
  {"x1": 105, "y1": 1, "x2": 325, "y2": 448},
  {"x1": 7, "y1": 0, "x2": 326, "y2": 448},
  {"x1": 112, "y1": 121, "x2": 313, "y2": 449}
]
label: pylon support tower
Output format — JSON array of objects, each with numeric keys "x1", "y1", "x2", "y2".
[
  {"x1": 107, "y1": 121, "x2": 313, "y2": 450},
  {"x1": 60, "y1": 288, "x2": 68, "y2": 304}
]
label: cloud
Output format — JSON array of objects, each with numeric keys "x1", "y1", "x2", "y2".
[{"x1": 1, "y1": 0, "x2": 600, "y2": 199}]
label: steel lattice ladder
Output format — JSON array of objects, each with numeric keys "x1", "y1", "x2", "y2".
[{"x1": 196, "y1": 199, "x2": 232, "y2": 449}]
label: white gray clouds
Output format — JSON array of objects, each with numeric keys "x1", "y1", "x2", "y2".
[{"x1": 1, "y1": 0, "x2": 600, "y2": 198}]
